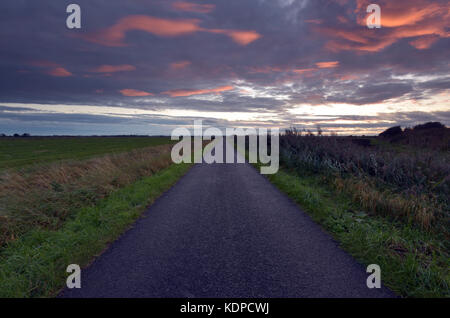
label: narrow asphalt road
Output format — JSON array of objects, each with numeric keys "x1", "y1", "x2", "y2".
[{"x1": 61, "y1": 143, "x2": 394, "y2": 298}]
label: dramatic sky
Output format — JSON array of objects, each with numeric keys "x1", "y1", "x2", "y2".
[{"x1": 0, "y1": 0, "x2": 449, "y2": 135}]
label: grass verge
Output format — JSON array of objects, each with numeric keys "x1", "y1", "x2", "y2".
[
  {"x1": 0, "y1": 162, "x2": 192, "y2": 297},
  {"x1": 253, "y1": 163, "x2": 449, "y2": 297},
  {"x1": 0, "y1": 145, "x2": 174, "y2": 246}
]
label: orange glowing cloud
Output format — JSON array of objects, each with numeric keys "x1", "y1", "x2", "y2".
[
  {"x1": 225, "y1": 31, "x2": 262, "y2": 46},
  {"x1": 324, "y1": 37, "x2": 396, "y2": 53},
  {"x1": 172, "y1": 1, "x2": 215, "y2": 13},
  {"x1": 409, "y1": 35, "x2": 440, "y2": 49},
  {"x1": 28, "y1": 60, "x2": 73, "y2": 77},
  {"x1": 82, "y1": 16, "x2": 202, "y2": 47},
  {"x1": 339, "y1": 74, "x2": 360, "y2": 81},
  {"x1": 47, "y1": 67, "x2": 73, "y2": 77},
  {"x1": 170, "y1": 61, "x2": 191, "y2": 70},
  {"x1": 119, "y1": 89, "x2": 154, "y2": 97},
  {"x1": 208, "y1": 29, "x2": 262, "y2": 46},
  {"x1": 230, "y1": 31, "x2": 261, "y2": 46},
  {"x1": 318, "y1": 0, "x2": 449, "y2": 53},
  {"x1": 91, "y1": 64, "x2": 136, "y2": 73},
  {"x1": 163, "y1": 85, "x2": 234, "y2": 97},
  {"x1": 316, "y1": 61, "x2": 339, "y2": 69},
  {"x1": 355, "y1": 0, "x2": 442, "y2": 28},
  {"x1": 81, "y1": 15, "x2": 261, "y2": 47},
  {"x1": 292, "y1": 68, "x2": 316, "y2": 74}
]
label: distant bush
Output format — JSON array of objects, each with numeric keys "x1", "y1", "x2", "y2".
[
  {"x1": 404, "y1": 122, "x2": 449, "y2": 151},
  {"x1": 379, "y1": 126, "x2": 403, "y2": 138},
  {"x1": 377, "y1": 122, "x2": 449, "y2": 151},
  {"x1": 414, "y1": 122, "x2": 446, "y2": 130}
]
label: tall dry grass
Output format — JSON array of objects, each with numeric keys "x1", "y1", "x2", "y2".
[
  {"x1": 280, "y1": 130, "x2": 449, "y2": 232},
  {"x1": 0, "y1": 144, "x2": 173, "y2": 246},
  {"x1": 333, "y1": 177, "x2": 438, "y2": 230}
]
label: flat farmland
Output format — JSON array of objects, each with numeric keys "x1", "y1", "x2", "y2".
[{"x1": 0, "y1": 136, "x2": 173, "y2": 169}]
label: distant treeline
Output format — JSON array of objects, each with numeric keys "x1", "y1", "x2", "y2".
[
  {"x1": 378, "y1": 122, "x2": 448, "y2": 151},
  {"x1": 0, "y1": 133, "x2": 31, "y2": 137}
]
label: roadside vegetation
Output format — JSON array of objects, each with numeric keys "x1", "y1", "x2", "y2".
[
  {"x1": 281, "y1": 125, "x2": 448, "y2": 232},
  {"x1": 257, "y1": 122, "x2": 449, "y2": 297},
  {"x1": 0, "y1": 162, "x2": 191, "y2": 297},
  {"x1": 0, "y1": 143, "x2": 175, "y2": 246},
  {"x1": 0, "y1": 137, "x2": 192, "y2": 297}
]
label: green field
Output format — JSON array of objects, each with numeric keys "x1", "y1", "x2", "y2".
[{"x1": 0, "y1": 136, "x2": 173, "y2": 169}]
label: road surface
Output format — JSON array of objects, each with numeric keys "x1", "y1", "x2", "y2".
[{"x1": 61, "y1": 145, "x2": 394, "y2": 298}]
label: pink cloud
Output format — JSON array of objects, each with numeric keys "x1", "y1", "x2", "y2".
[
  {"x1": 172, "y1": 1, "x2": 215, "y2": 13},
  {"x1": 318, "y1": 0, "x2": 449, "y2": 53},
  {"x1": 355, "y1": 0, "x2": 442, "y2": 28},
  {"x1": 28, "y1": 60, "x2": 73, "y2": 77},
  {"x1": 316, "y1": 61, "x2": 339, "y2": 69},
  {"x1": 119, "y1": 89, "x2": 154, "y2": 97},
  {"x1": 339, "y1": 74, "x2": 360, "y2": 81},
  {"x1": 163, "y1": 85, "x2": 234, "y2": 97},
  {"x1": 82, "y1": 16, "x2": 202, "y2": 47},
  {"x1": 226, "y1": 30, "x2": 262, "y2": 46},
  {"x1": 91, "y1": 65, "x2": 136, "y2": 73},
  {"x1": 47, "y1": 67, "x2": 72, "y2": 77},
  {"x1": 293, "y1": 68, "x2": 316, "y2": 74},
  {"x1": 409, "y1": 35, "x2": 440, "y2": 49},
  {"x1": 81, "y1": 15, "x2": 261, "y2": 47},
  {"x1": 208, "y1": 29, "x2": 262, "y2": 46},
  {"x1": 170, "y1": 61, "x2": 192, "y2": 70}
]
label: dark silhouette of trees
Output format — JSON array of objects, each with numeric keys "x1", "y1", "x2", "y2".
[
  {"x1": 379, "y1": 126, "x2": 403, "y2": 138},
  {"x1": 413, "y1": 122, "x2": 446, "y2": 131}
]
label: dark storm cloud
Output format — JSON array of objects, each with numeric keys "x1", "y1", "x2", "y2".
[{"x1": 0, "y1": 0, "x2": 448, "y2": 134}]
